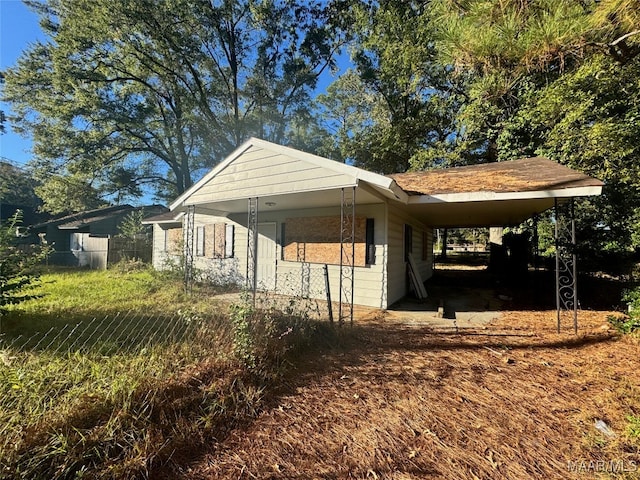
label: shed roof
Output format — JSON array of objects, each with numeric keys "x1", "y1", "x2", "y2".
[{"x1": 389, "y1": 157, "x2": 603, "y2": 196}]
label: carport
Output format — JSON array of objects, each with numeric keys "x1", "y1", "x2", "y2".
[{"x1": 390, "y1": 157, "x2": 604, "y2": 332}]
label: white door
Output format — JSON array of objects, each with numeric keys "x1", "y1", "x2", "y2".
[{"x1": 257, "y1": 223, "x2": 277, "y2": 290}]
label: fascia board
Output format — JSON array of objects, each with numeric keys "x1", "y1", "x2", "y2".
[{"x1": 407, "y1": 186, "x2": 603, "y2": 204}]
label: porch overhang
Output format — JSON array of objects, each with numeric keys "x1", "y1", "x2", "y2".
[
  {"x1": 389, "y1": 157, "x2": 604, "y2": 227},
  {"x1": 403, "y1": 185, "x2": 603, "y2": 228},
  {"x1": 171, "y1": 180, "x2": 395, "y2": 216}
]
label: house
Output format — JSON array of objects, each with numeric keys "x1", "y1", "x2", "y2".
[
  {"x1": 31, "y1": 204, "x2": 167, "y2": 268},
  {"x1": 146, "y1": 138, "x2": 603, "y2": 318}
]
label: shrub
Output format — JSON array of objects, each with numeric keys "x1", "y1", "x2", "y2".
[
  {"x1": 0, "y1": 212, "x2": 51, "y2": 315},
  {"x1": 608, "y1": 287, "x2": 640, "y2": 334}
]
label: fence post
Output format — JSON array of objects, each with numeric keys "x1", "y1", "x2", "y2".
[{"x1": 324, "y1": 264, "x2": 333, "y2": 323}]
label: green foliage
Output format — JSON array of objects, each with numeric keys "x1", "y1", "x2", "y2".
[
  {"x1": 0, "y1": 268, "x2": 343, "y2": 478},
  {"x1": 425, "y1": 1, "x2": 640, "y2": 253},
  {"x1": 626, "y1": 414, "x2": 640, "y2": 440},
  {"x1": 319, "y1": 1, "x2": 466, "y2": 173},
  {"x1": 608, "y1": 288, "x2": 640, "y2": 334},
  {"x1": 117, "y1": 209, "x2": 148, "y2": 240},
  {"x1": 33, "y1": 174, "x2": 105, "y2": 215},
  {"x1": 0, "y1": 212, "x2": 51, "y2": 315},
  {"x1": 0, "y1": 162, "x2": 39, "y2": 208},
  {"x1": 3, "y1": 0, "x2": 342, "y2": 201}
]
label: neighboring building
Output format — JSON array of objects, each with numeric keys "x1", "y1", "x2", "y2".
[
  {"x1": 31, "y1": 204, "x2": 167, "y2": 268},
  {"x1": 146, "y1": 138, "x2": 603, "y2": 310}
]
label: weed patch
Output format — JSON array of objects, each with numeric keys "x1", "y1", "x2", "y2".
[{"x1": 0, "y1": 270, "x2": 340, "y2": 479}]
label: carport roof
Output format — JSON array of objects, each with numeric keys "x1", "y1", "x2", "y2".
[
  {"x1": 389, "y1": 157, "x2": 603, "y2": 196},
  {"x1": 389, "y1": 158, "x2": 603, "y2": 228}
]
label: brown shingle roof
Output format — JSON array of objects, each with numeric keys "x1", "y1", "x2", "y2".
[{"x1": 389, "y1": 157, "x2": 603, "y2": 196}]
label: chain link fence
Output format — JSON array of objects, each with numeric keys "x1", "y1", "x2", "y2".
[
  {"x1": 0, "y1": 310, "x2": 228, "y2": 464},
  {"x1": 257, "y1": 263, "x2": 337, "y2": 322}
]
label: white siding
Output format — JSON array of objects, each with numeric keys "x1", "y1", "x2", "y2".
[
  {"x1": 386, "y1": 203, "x2": 433, "y2": 307},
  {"x1": 229, "y1": 204, "x2": 387, "y2": 308},
  {"x1": 151, "y1": 223, "x2": 180, "y2": 270},
  {"x1": 151, "y1": 200, "x2": 433, "y2": 309},
  {"x1": 188, "y1": 146, "x2": 355, "y2": 204},
  {"x1": 192, "y1": 213, "x2": 244, "y2": 285}
]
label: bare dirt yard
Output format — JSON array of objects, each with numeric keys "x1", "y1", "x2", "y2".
[{"x1": 178, "y1": 305, "x2": 640, "y2": 480}]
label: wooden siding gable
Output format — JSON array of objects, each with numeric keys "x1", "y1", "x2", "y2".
[
  {"x1": 187, "y1": 145, "x2": 357, "y2": 205},
  {"x1": 171, "y1": 138, "x2": 402, "y2": 210}
]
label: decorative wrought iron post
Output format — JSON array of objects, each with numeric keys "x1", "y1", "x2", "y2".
[
  {"x1": 301, "y1": 262, "x2": 311, "y2": 298},
  {"x1": 339, "y1": 186, "x2": 356, "y2": 326},
  {"x1": 555, "y1": 198, "x2": 578, "y2": 333},
  {"x1": 184, "y1": 205, "x2": 195, "y2": 294},
  {"x1": 246, "y1": 197, "x2": 258, "y2": 303}
]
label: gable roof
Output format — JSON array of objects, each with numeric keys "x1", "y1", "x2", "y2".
[
  {"x1": 170, "y1": 137, "x2": 407, "y2": 210},
  {"x1": 389, "y1": 157, "x2": 603, "y2": 196},
  {"x1": 32, "y1": 205, "x2": 167, "y2": 230}
]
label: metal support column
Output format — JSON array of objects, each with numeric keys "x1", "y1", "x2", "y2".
[
  {"x1": 184, "y1": 205, "x2": 195, "y2": 294},
  {"x1": 301, "y1": 262, "x2": 311, "y2": 298},
  {"x1": 555, "y1": 198, "x2": 578, "y2": 333},
  {"x1": 339, "y1": 187, "x2": 356, "y2": 326},
  {"x1": 246, "y1": 197, "x2": 258, "y2": 303}
]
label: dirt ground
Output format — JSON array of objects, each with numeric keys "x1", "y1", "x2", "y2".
[
  {"x1": 176, "y1": 308, "x2": 638, "y2": 480},
  {"x1": 179, "y1": 267, "x2": 640, "y2": 479}
]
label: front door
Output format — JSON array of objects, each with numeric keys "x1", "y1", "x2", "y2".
[{"x1": 257, "y1": 222, "x2": 277, "y2": 290}]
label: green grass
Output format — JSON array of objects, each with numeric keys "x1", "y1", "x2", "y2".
[
  {"x1": 1, "y1": 267, "x2": 228, "y2": 337},
  {"x1": 0, "y1": 266, "x2": 336, "y2": 479}
]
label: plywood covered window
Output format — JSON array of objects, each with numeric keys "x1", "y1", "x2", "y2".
[
  {"x1": 204, "y1": 223, "x2": 234, "y2": 258},
  {"x1": 166, "y1": 228, "x2": 182, "y2": 254},
  {"x1": 282, "y1": 216, "x2": 372, "y2": 267}
]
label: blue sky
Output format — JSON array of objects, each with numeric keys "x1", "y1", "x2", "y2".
[
  {"x1": 0, "y1": 0, "x2": 45, "y2": 167},
  {"x1": 0, "y1": 1, "x2": 350, "y2": 171}
]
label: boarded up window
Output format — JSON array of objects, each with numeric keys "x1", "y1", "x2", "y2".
[
  {"x1": 282, "y1": 216, "x2": 368, "y2": 266},
  {"x1": 203, "y1": 223, "x2": 232, "y2": 258},
  {"x1": 167, "y1": 228, "x2": 182, "y2": 254}
]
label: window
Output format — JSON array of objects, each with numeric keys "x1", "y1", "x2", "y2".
[
  {"x1": 162, "y1": 228, "x2": 169, "y2": 252},
  {"x1": 282, "y1": 215, "x2": 369, "y2": 266},
  {"x1": 366, "y1": 218, "x2": 375, "y2": 265},
  {"x1": 404, "y1": 224, "x2": 413, "y2": 261},
  {"x1": 196, "y1": 226, "x2": 205, "y2": 256},
  {"x1": 225, "y1": 224, "x2": 234, "y2": 258}
]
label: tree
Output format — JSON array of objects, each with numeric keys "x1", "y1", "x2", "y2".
[
  {"x1": 117, "y1": 209, "x2": 149, "y2": 241},
  {"x1": 320, "y1": 0, "x2": 465, "y2": 174},
  {"x1": 431, "y1": 0, "x2": 640, "y2": 162},
  {"x1": 0, "y1": 161, "x2": 40, "y2": 208},
  {"x1": 0, "y1": 212, "x2": 51, "y2": 315},
  {"x1": 2, "y1": 0, "x2": 342, "y2": 204},
  {"x1": 33, "y1": 174, "x2": 105, "y2": 216},
  {"x1": 430, "y1": 0, "x2": 640, "y2": 254}
]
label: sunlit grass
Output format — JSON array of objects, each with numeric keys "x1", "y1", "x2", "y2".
[
  {"x1": 0, "y1": 266, "x2": 330, "y2": 479},
  {"x1": 1, "y1": 267, "x2": 226, "y2": 336}
]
